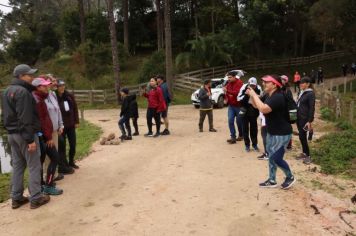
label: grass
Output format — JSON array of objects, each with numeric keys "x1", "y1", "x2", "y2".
[{"x1": 0, "y1": 120, "x2": 102, "y2": 203}]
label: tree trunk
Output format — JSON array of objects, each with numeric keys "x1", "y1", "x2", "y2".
[
  {"x1": 164, "y1": 0, "x2": 173, "y2": 95},
  {"x1": 105, "y1": 0, "x2": 121, "y2": 104},
  {"x1": 87, "y1": 0, "x2": 91, "y2": 12},
  {"x1": 192, "y1": 0, "x2": 199, "y2": 40},
  {"x1": 322, "y1": 32, "x2": 327, "y2": 54},
  {"x1": 155, "y1": 0, "x2": 162, "y2": 50},
  {"x1": 78, "y1": 0, "x2": 86, "y2": 44},
  {"x1": 123, "y1": 0, "x2": 129, "y2": 52}
]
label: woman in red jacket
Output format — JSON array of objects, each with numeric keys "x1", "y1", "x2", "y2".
[
  {"x1": 32, "y1": 78, "x2": 63, "y2": 195},
  {"x1": 143, "y1": 77, "x2": 166, "y2": 137}
]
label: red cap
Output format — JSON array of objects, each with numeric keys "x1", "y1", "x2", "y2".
[{"x1": 262, "y1": 75, "x2": 282, "y2": 88}]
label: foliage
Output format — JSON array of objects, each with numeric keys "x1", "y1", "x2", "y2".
[
  {"x1": 335, "y1": 120, "x2": 353, "y2": 130},
  {"x1": 311, "y1": 129, "x2": 356, "y2": 178},
  {"x1": 138, "y1": 50, "x2": 165, "y2": 83},
  {"x1": 320, "y1": 106, "x2": 333, "y2": 121}
]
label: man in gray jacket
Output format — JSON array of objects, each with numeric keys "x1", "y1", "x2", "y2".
[
  {"x1": 198, "y1": 80, "x2": 217, "y2": 132},
  {"x1": 1, "y1": 64, "x2": 50, "y2": 209}
]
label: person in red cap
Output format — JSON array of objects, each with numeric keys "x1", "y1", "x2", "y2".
[
  {"x1": 246, "y1": 75, "x2": 295, "y2": 190},
  {"x1": 293, "y1": 71, "x2": 301, "y2": 93}
]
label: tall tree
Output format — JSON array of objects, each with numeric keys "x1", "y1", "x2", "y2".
[
  {"x1": 155, "y1": 0, "x2": 163, "y2": 50},
  {"x1": 164, "y1": 0, "x2": 173, "y2": 94},
  {"x1": 123, "y1": 0, "x2": 129, "y2": 51},
  {"x1": 78, "y1": 0, "x2": 86, "y2": 43},
  {"x1": 105, "y1": 0, "x2": 121, "y2": 103}
]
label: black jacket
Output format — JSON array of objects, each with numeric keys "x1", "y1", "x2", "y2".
[
  {"x1": 120, "y1": 95, "x2": 138, "y2": 118},
  {"x1": 1, "y1": 79, "x2": 41, "y2": 143},
  {"x1": 240, "y1": 85, "x2": 261, "y2": 117},
  {"x1": 56, "y1": 90, "x2": 79, "y2": 129},
  {"x1": 198, "y1": 87, "x2": 212, "y2": 110},
  {"x1": 297, "y1": 90, "x2": 315, "y2": 123}
]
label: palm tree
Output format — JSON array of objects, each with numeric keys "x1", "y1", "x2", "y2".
[{"x1": 164, "y1": 0, "x2": 173, "y2": 95}]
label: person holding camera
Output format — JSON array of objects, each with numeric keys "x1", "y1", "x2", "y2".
[
  {"x1": 198, "y1": 80, "x2": 217, "y2": 132},
  {"x1": 237, "y1": 77, "x2": 262, "y2": 152},
  {"x1": 295, "y1": 77, "x2": 315, "y2": 165}
]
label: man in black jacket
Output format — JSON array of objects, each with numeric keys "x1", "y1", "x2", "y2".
[
  {"x1": 198, "y1": 80, "x2": 217, "y2": 132},
  {"x1": 1, "y1": 64, "x2": 50, "y2": 209}
]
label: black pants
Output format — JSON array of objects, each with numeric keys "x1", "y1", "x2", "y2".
[
  {"x1": 261, "y1": 126, "x2": 267, "y2": 154},
  {"x1": 317, "y1": 77, "x2": 323, "y2": 84},
  {"x1": 243, "y1": 115, "x2": 258, "y2": 147},
  {"x1": 131, "y1": 117, "x2": 139, "y2": 133},
  {"x1": 297, "y1": 120, "x2": 310, "y2": 156},
  {"x1": 199, "y1": 110, "x2": 213, "y2": 130},
  {"x1": 58, "y1": 127, "x2": 77, "y2": 168},
  {"x1": 39, "y1": 136, "x2": 59, "y2": 186},
  {"x1": 147, "y1": 108, "x2": 161, "y2": 134},
  {"x1": 119, "y1": 116, "x2": 132, "y2": 136}
]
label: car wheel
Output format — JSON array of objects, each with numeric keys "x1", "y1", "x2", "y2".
[
  {"x1": 217, "y1": 95, "x2": 224, "y2": 108},
  {"x1": 194, "y1": 105, "x2": 200, "y2": 109}
]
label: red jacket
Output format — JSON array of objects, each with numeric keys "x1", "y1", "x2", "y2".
[
  {"x1": 144, "y1": 86, "x2": 167, "y2": 112},
  {"x1": 32, "y1": 91, "x2": 53, "y2": 141},
  {"x1": 225, "y1": 79, "x2": 243, "y2": 107}
]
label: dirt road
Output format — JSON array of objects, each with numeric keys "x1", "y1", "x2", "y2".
[{"x1": 0, "y1": 102, "x2": 355, "y2": 236}]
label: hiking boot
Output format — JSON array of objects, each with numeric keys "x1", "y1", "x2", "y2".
[
  {"x1": 59, "y1": 167, "x2": 75, "y2": 175},
  {"x1": 153, "y1": 132, "x2": 160, "y2": 138},
  {"x1": 161, "y1": 129, "x2": 170, "y2": 135},
  {"x1": 209, "y1": 128, "x2": 217, "y2": 132},
  {"x1": 120, "y1": 134, "x2": 127, "y2": 140},
  {"x1": 257, "y1": 153, "x2": 269, "y2": 160},
  {"x1": 281, "y1": 176, "x2": 296, "y2": 190},
  {"x1": 132, "y1": 132, "x2": 139, "y2": 136},
  {"x1": 144, "y1": 132, "x2": 153, "y2": 137},
  {"x1": 43, "y1": 186, "x2": 63, "y2": 196},
  {"x1": 124, "y1": 136, "x2": 132, "y2": 140},
  {"x1": 259, "y1": 179, "x2": 277, "y2": 188},
  {"x1": 69, "y1": 162, "x2": 79, "y2": 169},
  {"x1": 30, "y1": 195, "x2": 50, "y2": 209},
  {"x1": 252, "y1": 145, "x2": 260, "y2": 152},
  {"x1": 245, "y1": 146, "x2": 250, "y2": 152},
  {"x1": 303, "y1": 156, "x2": 312, "y2": 165},
  {"x1": 227, "y1": 138, "x2": 236, "y2": 144},
  {"x1": 236, "y1": 136, "x2": 243, "y2": 141},
  {"x1": 295, "y1": 153, "x2": 307, "y2": 160},
  {"x1": 12, "y1": 196, "x2": 29, "y2": 209}
]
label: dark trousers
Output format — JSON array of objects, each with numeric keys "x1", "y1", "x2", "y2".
[
  {"x1": 58, "y1": 127, "x2": 77, "y2": 169},
  {"x1": 297, "y1": 120, "x2": 310, "y2": 156},
  {"x1": 317, "y1": 76, "x2": 323, "y2": 84},
  {"x1": 243, "y1": 115, "x2": 258, "y2": 147},
  {"x1": 199, "y1": 110, "x2": 213, "y2": 130},
  {"x1": 147, "y1": 108, "x2": 161, "y2": 133},
  {"x1": 261, "y1": 126, "x2": 267, "y2": 154},
  {"x1": 119, "y1": 116, "x2": 132, "y2": 136},
  {"x1": 39, "y1": 136, "x2": 59, "y2": 186},
  {"x1": 131, "y1": 117, "x2": 139, "y2": 133}
]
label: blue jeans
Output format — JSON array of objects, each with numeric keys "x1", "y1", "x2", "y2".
[
  {"x1": 228, "y1": 106, "x2": 243, "y2": 138},
  {"x1": 266, "y1": 133, "x2": 293, "y2": 182}
]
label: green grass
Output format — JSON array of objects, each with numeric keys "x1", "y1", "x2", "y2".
[{"x1": 0, "y1": 120, "x2": 102, "y2": 203}]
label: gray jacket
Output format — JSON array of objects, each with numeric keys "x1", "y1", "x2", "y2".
[
  {"x1": 45, "y1": 91, "x2": 64, "y2": 131},
  {"x1": 198, "y1": 87, "x2": 213, "y2": 110}
]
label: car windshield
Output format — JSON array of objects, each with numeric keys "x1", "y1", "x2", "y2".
[{"x1": 211, "y1": 79, "x2": 226, "y2": 89}]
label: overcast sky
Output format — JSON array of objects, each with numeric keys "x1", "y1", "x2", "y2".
[{"x1": 0, "y1": 0, "x2": 12, "y2": 15}]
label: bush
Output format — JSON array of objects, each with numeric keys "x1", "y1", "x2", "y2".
[
  {"x1": 39, "y1": 46, "x2": 55, "y2": 61},
  {"x1": 311, "y1": 129, "x2": 356, "y2": 178},
  {"x1": 138, "y1": 50, "x2": 165, "y2": 83},
  {"x1": 320, "y1": 106, "x2": 333, "y2": 121},
  {"x1": 336, "y1": 120, "x2": 353, "y2": 130}
]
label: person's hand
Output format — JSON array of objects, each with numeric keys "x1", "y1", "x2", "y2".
[
  {"x1": 58, "y1": 127, "x2": 64, "y2": 135},
  {"x1": 304, "y1": 122, "x2": 312, "y2": 131},
  {"x1": 223, "y1": 87, "x2": 227, "y2": 93},
  {"x1": 28, "y1": 142, "x2": 37, "y2": 152},
  {"x1": 245, "y1": 87, "x2": 256, "y2": 97},
  {"x1": 75, "y1": 123, "x2": 80, "y2": 129},
  {"x1": 46, "y1": 140, "x2": 55, "y2": 148}
]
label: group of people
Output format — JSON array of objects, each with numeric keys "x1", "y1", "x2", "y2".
[
  {"x1": 342, "y1": 63, "x2": 356, "y2": 77},
  {"x1": 198, "y1": 70, "x2": 315, "y2": 189},
  {"x1": 118, "y1": 75, "x2": 171, "y2": 140},
  {"x1": 2, "y1": 64, "x2": 80, "y2": 209},
  {"x1": 293, "y1": 67, "x2": 323, "y2": 93}
]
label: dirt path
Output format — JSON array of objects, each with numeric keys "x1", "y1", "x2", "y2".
[{"x1": 0, "y1": 77, "x2": 355, "y2": 236}]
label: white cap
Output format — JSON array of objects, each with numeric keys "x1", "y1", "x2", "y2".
[{"x1": 248, "y1": 77, "x2": 257, "y2": 85}]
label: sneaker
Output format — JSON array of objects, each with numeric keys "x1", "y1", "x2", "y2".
[
  {"x1": 59, "y1": 167, "x2": 74, "y2": 175},
  {"x1": 144, "y1": 132, "x2": 153, "y2": 137},
  {"x1": 295, "y1": 153, "x2": 307, "y2": 160},
  {"x1": 227, "y1": 138, "x2": 236, "y2": 144},
  {"x1": 236, "y1": 136, "x2": 243, "y2": 141},
  {"x1": 281, "y1": 176, "x2": 296, "y2": 190},
  {"x1": 161, "y1": 129, "x2": 170, "y2": 135},
  {"x1": 259, "y1": 179, "x2": 278, "y2": 188},
  {"x1": 303, "y1": 156, "x2": 312, "y2": 165},
  {"x1": 252, "y1": 145, "x2": 260, "y2": 152},
  {"x1": 257, "y1": 153, "x2": 269, "y2": 160},
  {"x1": 153, "y1": 133, "x2": 160, "y2": 138},
  {"x1": 209, "y1": 128, "x2": 217, "y2": 132},
  {"x1": 30, "y1": 194, "x2": 50, "y2": 209},
  {"x1": 132, "y1": 132, "x2": 139, "y2": 136},
  {"x1": 12, "y1": 196, "x2": 29, "y2": 209},
  {"x1": 124, "y1": 136, "x2": 132, "y2": 140},
  {"x1": 43, "y1": 186, "x2": 64, "y2": 196},
  {"x1": 69, "y1": 163, "x2": 79, "y2": 169},
  {"x1": 245, "y1": 146, "x2": 250, "y2": 152},
  {"x1": 120, "y1": 135, "x2": 127, "y2": 140}
]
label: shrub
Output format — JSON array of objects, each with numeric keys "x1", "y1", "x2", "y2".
[
  {"x1": 39, "y1": 46, "x2": 55, "y2": 61},
  {"x1": 336, "y1": 120, "x2": 353, "y2": 130},
  {"x1": 320, "y1": 106, "x2": 333, "y2": 121},
  {"x1": 138, "y1": 50, "x2": 165, "y2": 83}
]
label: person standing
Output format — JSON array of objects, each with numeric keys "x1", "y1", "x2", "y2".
[
  {"x1": 310, "y1": 69, "x2": 316, "y2": 84},
  {"x1": 143, "y1": 78, "x2": 166, "y2": 137},
  {"x1": 118, "y1": 88, "x2": 133, "y2": 140},
  {"x1": 293, "y1": 71, "x2": 301, "y2": 93},
  {"x1": 129, "y1": 94, "x2": 139, "y2": 136},
  {"x1": 157, "y1": 75, "x2": 171, "y2": 135},
  {"x1": 295, "y1": 77, "x2": 315, "y2": 165},
  {"x1": 246, "y1": 75, "x2": 296, "y2": 190},
  {"x1": 32, "y1": 78, "x2": 64, "y2": 195},
  {"x1": 224, "y1": 71, "x2": 244, "y2": 144},
  {"x1": 56, "y1": 80, "x2": 80, "y2": 169},
  {"x1": 1, "y1": 64, "x2": 50, "y2": 209},
  {"x1": 317, "y1": 67, "x2": 324, "y2": 84},
  {"x1": 198, "y1": 80, "x2": 217, "y2": 132},
  {"x1": 237, "y1": 77, "x2": 262, "y2": 152}
]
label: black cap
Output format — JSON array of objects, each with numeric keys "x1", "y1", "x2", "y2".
[
  {"x1": 300, "y1": 77, "x2": 311, "y2": 84},
  {"x1": 13, "y1": 64, "x2": 38, "y2": 77},
  {"x1": 121, "y1": 88, "x2": 129, "y2": 94},
  {"x1": 203, "y1": 79, "x2": 211, "y2": 85}
]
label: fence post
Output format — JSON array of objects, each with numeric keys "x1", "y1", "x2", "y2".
[
  {"x1": 89, "y1": 90, "x2": 94, "y2": 105},
  {"x1": 350, "y1": 101, "x2": 354, "y2": 124},
  {"x1": 336, "y1": 98, "x2": 341, "y2": 118},
  {"x1": 80, "y1": 108, "x2": 85, "y2": 122},
  {"x1": 103, "y1": 90, "x2": 107, "y2": 104},
  {"x1": 350, "y1": 80, "x2": 353, "y2": 92},
  {"x1": 343, "y1": 77, "x2": 347, "y2": 94}
]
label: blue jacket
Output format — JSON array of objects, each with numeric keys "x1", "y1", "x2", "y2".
[{"x1": 159, "y1": 82, "x2": 171, "y2": 106}]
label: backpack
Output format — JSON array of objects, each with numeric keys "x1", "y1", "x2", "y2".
[{"x1": 283, "y1": 90, "x2": 297, "y2": 124}]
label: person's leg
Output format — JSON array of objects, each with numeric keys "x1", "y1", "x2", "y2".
[
  {"x1": 235, "y1": 107, "x2": 243, "y2": 138},
  {"x1": 132, "y1": 117, "x2": 139, "y2": 134},
  {"x1": 153, "y1": 109, "x2": 161, "y2": 134},
  {"x1": 58, "y1": 132, "x2": 69, "y2": 171},
  {"x1": 66, "y1": 128, "x2": 77, "y2": 165},
  {"x1": 207, "y1": 110, "x2": 214, "y2": 130},
  {"x1": 118, "y1": 117, "x2": 127, "y2": 136},
  {"x1": 261, "y1": 126, "x2": 267, "y2": 154},
  {"x1": 297, "y1": 121, "x2": 309, "y2": 156},
  {"x1": 45, "y1": 146, "x2": 59, "y2": 186},
  {"x1": 124, "y1": 116, "x2": 132, "y2": 137},
  {"x1": 250, "y1": 116, "x2": 258, "y2": 147},
  {"x1": 38, "y1": 136, "x2": 47, "y2": 186},
  {"x1": 146, "y1": 108, "x2": 153, "y2": 133},
  {"x1": 199, "y1": 110, "x2": 207, "y2": 131},
  {"x1": 266, "y1": 134, "x2": 278, "y2": 183},
  {"x1": 242, "y1": 117, "x2": 250, "y2": 147},
  {"x1": 163, "y1": 107, "x2": 169, "y2": 131},
  {"x1": 273, "y1": 135, "x2": 294, "y2": 179},
  {"x1": 228, "y1": 106, "x2": 236, "y2": 139}
]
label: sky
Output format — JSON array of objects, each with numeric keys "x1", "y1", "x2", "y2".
[{"x1": 0, "y1": 0, "x2": 12, "y2": 15}]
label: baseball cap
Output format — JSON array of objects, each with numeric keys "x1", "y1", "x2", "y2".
[
  {"x1": 57, "y1": 80, "x2": 66, "y2": 86},
  {"x1": 300, "y1": 77, "x2": 311, "y2": 84},
  {"x1": 32, "y1": 78, "x2": 51, "y2": 87},
  {"x1": 13, "y1": 64, "x2": 38, "y2": 77},
  {"x1": 281, "y1": 75, "x2": 289, "y2": 83},
  {"x1": 261, "y1": 75, "x2": 282, "y2": 88},
  {"x1": 248, "y1": 77, "x2": 257, "y2": 85}
]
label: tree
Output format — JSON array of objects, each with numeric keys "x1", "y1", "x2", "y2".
[
  {"x1": 105, "y1": 0, "x2": 121, "y2": 103},
  {"x1": 155, "y1": 0, "x2": 163, "y2": 50},
  {"x1": 164, "y1": 0, "x2": 173, "y2": 94},
  {"x1": 123, "y1": 0, "x2": 129, "y2": 51},
  {"x1": 78, "y1": 0, "x2": 86, "y2": 43}
]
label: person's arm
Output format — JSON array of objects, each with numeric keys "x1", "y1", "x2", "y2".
[
  {"x1": 246, "y1": 88, "x2": 272, "y2": 114},
  {"x1": 307, "y1": 92, "x2": 316, "y2": 123},
  {"x1": 237, "y1": 84, "x2": 247, "y2": 101},
  {"x1": 198, "y1": 88, "x2": 209, "y2": 100}
]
